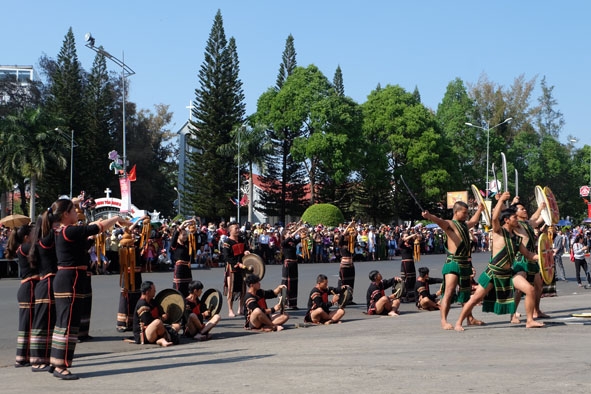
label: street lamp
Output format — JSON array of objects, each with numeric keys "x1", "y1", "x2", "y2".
[
  {"x1": 174, "y1": 186, "x2": 181, "y2": 216},
  {"x1": 236, "y1": 126, "x2": 242, "y2": 225},
  {"x1": 55, "y1": 128, "x2": 76, "y2": 198},
  {"x1": 84, "y1": 32, "x2": 135, "y2": 174},
  {"x1": 465, "y1": 118, "x2": 513, "y2": 199}
]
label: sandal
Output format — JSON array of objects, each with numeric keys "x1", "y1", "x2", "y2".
[
  {"x1": 53, "y1": 369, "x2": 79, "y2": 380},
  {"x1": 15, "y1": 361, "x2": 30, "y2": 368},
  {"x1": 31, "y1": 365, "x2": 52, "y2": 372}
]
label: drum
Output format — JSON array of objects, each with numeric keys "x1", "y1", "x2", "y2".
[
  {"x1": 242, "y1": 253, "x2": 266, "y2": 280},
  {"x1": 538, "y1": 232, "x2": 555, "y2": 285},
  {"x1": 336, "y1": 285, "x2": 353, "y2": 309},
  {"x1": 544, "y1": 186, "x2": 560, "y2": 225},
  {"x1": 471, "y1": 184, "x2": 491, "y2": 226},
  {"x1": 202, "y1": 288, "x2": 223, "y2": 316},
  {"x1": 535, "y1": 186, "x2": 552, "y2": 226},
  {"x1": 154, "y1": 288, "x2": 185, "y2": 323}
]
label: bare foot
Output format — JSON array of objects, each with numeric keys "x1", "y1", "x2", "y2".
[
  {"x1": 441, "y1": 322, "x2": 454, "y2": 330},
  {"x1": 526, "y1": 321, "x2": 545, "y2": 328},
  {"x1": 387, "y1": 311, "x2": 399, "y2": 317},
  {"x1": 510, "y1": 314, "x2": 521, "y2": 324},
  {"x1": 467, "y1": 317, "x2": 485, "y2": 326},
  {"x1": 157, "y1": 338, "x2": 174, "y2": 347},
  {"x1": 454, "y1": 323, "x2": 465, "y2": 332},
  {"x1": 275, "y1": 325, "x2": 285, "y2": 331},
  {"x1": 228, "y1": 311, "x2": 235, "y2": 318},
  {"x1": 534, "y1": 311, "x2": 550, "y2": 318}
]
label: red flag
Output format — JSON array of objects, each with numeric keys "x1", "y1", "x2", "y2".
[
  {"x1": 128, "y1": 164, "x2": 137, "y2": 182},
  {"x1": 239, "y1": 194, "x2": 249, "y2": 207}
]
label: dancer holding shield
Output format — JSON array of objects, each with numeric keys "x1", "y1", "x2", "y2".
[{"x1": 422, "y1": 201, "x2": 485, "y2": 330}]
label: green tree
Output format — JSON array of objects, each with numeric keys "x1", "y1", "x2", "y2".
[
  {"x1": 436, "y1": 78, "x2": 478, "y2": 190},
  {"x1": 185, "y1": 10, "x2": 246, "y2": 221},
  {"x1": 333, "y1": 65, "x2": 344, "y2": 97},
  {"x1": 217, "y1": 120, "x2": 274, "y2": 223},
  {"x1": 535, "y1": 76, "x2": 565, "y2": 139},
  {"x1": 82, "y1": 47, "x2": 117, "y2": 197},
  {"x1": 40, "y1": 27, "x2": 86, "y2": 199},
  {"x1": 361, "y1": 85, "x2": 448, "y2": 222},
  {"x1": 276, "y1": 34, "x2": 297, "y2": 90},
  {"x1": 255, "y1": 34, "x2": 308, "y2": 224},
  {"x1": 125, "y1": 104, "x2": 176, "y2": 216},
  {"x1": 0, "y1": 107, "x2": 66, "y2": 217}
]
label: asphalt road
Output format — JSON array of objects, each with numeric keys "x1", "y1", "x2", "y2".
[{"x1": 0, "y1": 253, "x2": 590, "y2": 393}]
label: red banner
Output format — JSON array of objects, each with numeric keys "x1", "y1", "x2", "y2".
[
  {"x1": 119, "y1": 175, "x2": 131, "y2": 213},
  {"x1": 588, "y1": 202, "x2": 591, "y2": 219}
]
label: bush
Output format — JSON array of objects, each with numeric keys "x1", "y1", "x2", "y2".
[{"x1": 301, "y1": 204, "x2": 345, "y2": 227}]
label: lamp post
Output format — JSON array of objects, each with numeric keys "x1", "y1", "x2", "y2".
[
  {"x1": 236, "y1": 126, "x2": 242, "y2": 225},
  {"x1": 174, "y1": 186, "x2": 181, "y2": 216},
  {"x1": 465, "y1": 118, "x2": 513, "y2": 199},
  {"x1": 84, "y1": 33, "x2": 135, "y2": 174},
  {"x1": 55, "y1": 128, "x2": 76, "y2": 198}
]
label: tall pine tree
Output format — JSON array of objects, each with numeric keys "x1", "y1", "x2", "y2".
[
  {"x1": 256, "y1": 34, "x2": 307, "y2": 224},
  {"x1": 40, "y1": 27, "x2": 86, "y2": 199},
  {"x1": 184, "y1": 10, "x2": 245, "y2": 221}
]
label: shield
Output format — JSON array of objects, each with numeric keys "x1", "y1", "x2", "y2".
[
  {"x1": 154, "y1": 288, "x2": 185, "y2": 324},
  {"x1": 535, "y1": 186, "x2": 552, "y2": 226},
  {"x1": 0, "y1": 214, "x2": 31, "y2": 229},
  {"x1": 242, "y1": 253, "x2": 265, "y2": 280},
  {"x1": 471, "y1": 185, "x2": 491, "y2": 226},
  {"x1": 202, "y1": 288, "x2": 223, "y2": 316},
  {"x1": 336, "y1": 285, "x2": 353, "y2": 309},
  {"x1": 544, "y1": 186, "x2": 560, "y2": 225},
  {"x1": 538, "y1": 232, "x2": 555, "y2": 285}
]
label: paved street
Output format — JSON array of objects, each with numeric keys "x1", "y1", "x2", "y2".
[{"x1": 0, "y1": 253, "x2": 590, "y2": 393}]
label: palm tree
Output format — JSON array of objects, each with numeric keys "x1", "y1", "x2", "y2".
[
  {"x1": 0, "y1": 107, "x2": 66, "y2": 218},
  {"x1": 217, "y1": 121, "x2": 274, "y2": 223}
]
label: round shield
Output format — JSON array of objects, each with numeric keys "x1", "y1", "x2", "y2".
[
  {"x1": 544, "y1": 186, "x2": 560, "y2": 225},
  {"x1": 337, "y1": 285, "x2": 353, "y2": 309},
  {"x1": 154, "y1": 288, "x2": 185, "y2": 323},
  {"x1": 535, "y1": 185, "x2": 552, "y2": 226},
  {"x1": 202, "y1": 288, "x2": 223, "y2": 316},
  {"x1": 242, "y1": 253, "x2": 266, "y2": 280},
  {"x1": 471, "y1": 184, "x2": 491, "y2": 226},
  {"x1": 538, "y1": 232, "x2": 555, "y2": 285}
]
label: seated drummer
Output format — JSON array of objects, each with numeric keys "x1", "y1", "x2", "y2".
[
  {"x1": 133, "y1": 281, "x2": 179, "y2": 347},
  {"x1": 183, "y1": 280, "x2": 221, "y2": 341},
  {"x1": 304, "y1": 274, "x2": 346, "y2": 324},
  {"x1": 366, "y1": 270, "x2": 403, "y2": 316},
  {"x1": 415, "y1": 267, "x2": 443, "y2": 311},
  {"x1": 243, "y1": 274, "x2": 289, "y2": 331}
]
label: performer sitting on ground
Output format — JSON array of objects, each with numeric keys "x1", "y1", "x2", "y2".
[
  {"x1": 366, "y1": 270, "x2": 403, "y2": 316},
  {"x1": 454, "y1": 192, "x2": 543, "y2": 331},
  {"x1": 414, "y1": 267, "x2": 443, "y2": 311},
  {"x1": 133, "y1": 281, "x2": 177, "y2": 347},
  {"x1": 183, "y1": 280, "x2": 221, "y2": 341},
  {"x1": 243, "y1": 274, "x2": 289, "y2": 331},
  {"x1": 304, "y1": 274, "x2": 346, "y2": 324}
]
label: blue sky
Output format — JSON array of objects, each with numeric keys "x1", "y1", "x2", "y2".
[{"x1": 4, "y1": 1, "x2": 591, "y2": 150}]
